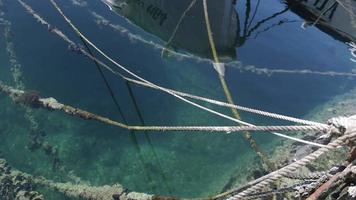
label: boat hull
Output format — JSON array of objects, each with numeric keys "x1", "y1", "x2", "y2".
[
  {"x1": 288, "y1": 0, "x2": 356, "y2": 42},
  {"x1": 102, "y1": 0, "x2": 238, "y2": 59}
]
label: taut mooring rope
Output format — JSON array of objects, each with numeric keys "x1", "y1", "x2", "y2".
[
  {"x1": 164, "y1": 0, "x2": 197, "y2": 48},
  {"x1": 0, "y1": 82, "x2": 330, "y2": 146},
  {"x1": 125, "y1": 81, "x2": 173, "y2": 194},
  {"x1": 202, "y1": 0, "x2": 273, "y2": 171},
  {"x1": 123, "y1": 77, "x2": 326, "y2": 127}
]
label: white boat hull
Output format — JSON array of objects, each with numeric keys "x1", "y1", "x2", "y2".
[{"x1": 102, "y1": 0, "x2": 238, "y2": 59}]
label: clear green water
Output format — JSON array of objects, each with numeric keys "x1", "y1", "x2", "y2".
[{"x1": 0, "y1": 0, "x2": 355, "y2": 199}]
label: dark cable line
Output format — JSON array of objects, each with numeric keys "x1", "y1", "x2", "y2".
[
  {"x1": 77, "y1": 36, "x2": 157, "y2": 192},
  {"x1": 125, "y1": 80, "x2": 173, "y2": 195}
]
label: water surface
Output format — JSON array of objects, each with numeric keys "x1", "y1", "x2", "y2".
[{"x1": 0, "y1": 0, "x2": 355, "y2": 198}]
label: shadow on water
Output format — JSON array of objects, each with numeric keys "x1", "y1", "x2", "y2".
[{"x1": 0, "y1": 0, "x2": 355, "y2": 199}]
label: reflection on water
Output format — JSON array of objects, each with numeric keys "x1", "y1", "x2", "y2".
[
  {"x1": 102, "y1": 0, "x2": 238, "y2": 59},
  {"x1": 103, "y1": 0, "x2": 355, "y2": 58},
  {"x1": 0, "y1": 0, "x2": 355, "y2": 199}
]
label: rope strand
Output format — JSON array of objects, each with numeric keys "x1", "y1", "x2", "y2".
[{"x1": 0, "y1": 82, "x2": 330, "y2": 144}]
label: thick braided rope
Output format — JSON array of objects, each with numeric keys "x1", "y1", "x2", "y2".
[
  {"x1": 242, "y1": 182, "x2": 310, "y2": 200},
  {"x1": 282, "y1": 171, "x2": 329, "y2": 180},
  {"x1": 124, "y1": 125, "x2": 328, "y2": 133},
  {"x1": 227, "y1": 131, "x2": 356, "y2": 199},
  {"x1": 0, "y1": 82, "x2": 330, "y2": 134},
  {"x1": 124, "y1": 77, "x2": 327, "y2": 127}
]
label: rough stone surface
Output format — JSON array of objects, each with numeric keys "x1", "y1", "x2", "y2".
[{"x1": 0, "y1": 159, "x2": 44, "y2": 200}]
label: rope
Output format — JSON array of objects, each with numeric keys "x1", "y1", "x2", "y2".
[
  {"x1": 15, "y1": 0, "x2": 326, "y2": 147},
  {"x1": 0, "y1": 82, "x2": 331, "y2": 144},
  {"x1": 202, "y1": 0, "x2": 275, "y2": 171},
  {"x1": 226, "y1": 130, "x2": 356, "y2": 199},
  {"x1": 65, "y1": 7, "x2": 161, "y2": 192},
  {"x1": 123, "y1": 77, "x2": 326, "y2": 127},
  {"x1": 336, "y1": 0, "x2": 356, "y2": 18},
  {"x1": 45, "y1": 0, "x2": 250, "y2": 126},
  {"x1": 282, "y1": 171, "x2": 329, "y2": 180},
  {"x1": 123, "y1": 125, "x2": 327, "y2": 133},
  {"x1": 90, "y1": 11, "x2": 209, "y2": 63},
  {"x1": 125, "y1": 81, "x2": 173, "y2": 194},
  {"x1": 312, "y1": 1, "x2": 338, "y2": 26},
  {"x1": 242, "y1": 182, "x2": 310, "y2": 200},
  {"x1": 164, "y1": 0, "x2": 197, "y2": 48}
]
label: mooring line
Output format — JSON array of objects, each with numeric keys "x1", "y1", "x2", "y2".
[
  {"x1": 125, "y1": 81, "x2": 173, "y2": 194},
  {"x1": 0, "y1": 82, "x2": 330, "y2": 149},
  {"x1": 123, "y1": 77, "x2": 326, "y2": 127},
  {"x1": 336, "y1": 0, "x2": 356, "y2": 18},
  {"x1": 226, "y1": 126, "x2": 356, "y2": 199},
  {"x1": 164, "y1": 0, "x2": 197, "y2": 49},
  {"x1": 45, "y1": 0, "x2": 251, "y2": 126},
  {"x1": 202, "y1": 0, "x2": 274, "y2": 171},
  {"x1": 75, "y1": 17, "x2": 159, "y2": 193}
]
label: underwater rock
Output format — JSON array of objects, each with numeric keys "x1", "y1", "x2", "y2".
[
  {"x1": 0, "y1": 158, "x2": 155, "y2": 200},
  {"x1": 0, "y1": 159, "x2": 44, "y2": 200},
  {"x1": 35, "y1": 178, "x2": 153, "y2": 200}
]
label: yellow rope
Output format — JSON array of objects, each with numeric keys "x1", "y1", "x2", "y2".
[{"x1": 202, "y1": 0, "x2": 274, "y2": 171}]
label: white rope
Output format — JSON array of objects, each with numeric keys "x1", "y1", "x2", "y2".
[{"x1": 123, "y1": 77, "x2": 326, "y2": 127}]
